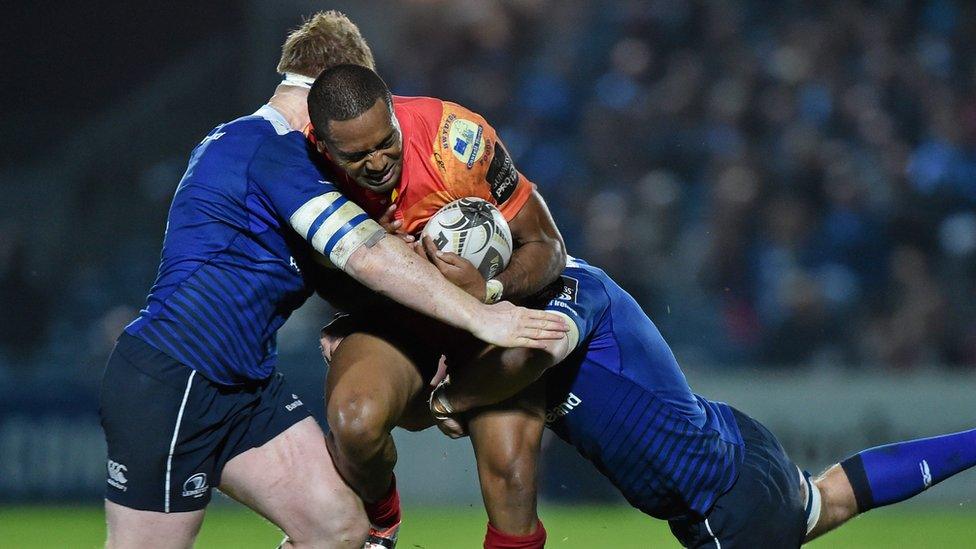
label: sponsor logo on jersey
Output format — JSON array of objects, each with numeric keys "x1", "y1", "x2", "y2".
[
  {"x1": 557, "y1": 276, "x2": 579, "y2": 303},
  {"x1": 200, "y1": 131, "x2": 225, "y2": 144},
  {"x1": 107, "y1": 460, "x2": 128, "y2": 491},
  {"x1": 545, "y1": 392, "x2": 582, "y2": 425},
  {"x1": 432, "y1": 150, "x2": 447, "y2": 173},
  {"x1": 920, "y1": 460, "x2": 932, "y2": 488},
  {"x1": 547, "y1": 299, "x2": 579, "y2": 317},
  {"x1": 182, "y1": 473, "x2": 209, "y2": 498},
  {"x1": 486, "y1": 141, "x2": 519, "y2": 203},
  {"x1": 444, "y1": 116, "x2": 486, "y2": 168},
  {"x1": 286, "y1": 395, "x2": 304, "y2": 412}
]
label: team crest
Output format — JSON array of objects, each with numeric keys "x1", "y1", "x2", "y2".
[
  {"x1": 182, "y1": 473, "x2": 208, "y2": 498},
  {"x1": 447, "y1": 118, "x2": 486, "y2": 168}
]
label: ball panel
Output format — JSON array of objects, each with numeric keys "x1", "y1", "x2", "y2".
[{"x1": 421, "y1": 197, "x2": 513, "y2": 279}]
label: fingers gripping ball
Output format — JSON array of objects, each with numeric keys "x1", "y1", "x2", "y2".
[{"x1": 421, "y1": 197, "x2": 513, "y2": 279}]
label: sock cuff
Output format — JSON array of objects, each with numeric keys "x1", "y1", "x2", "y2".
[
  {"x1": 840, "y1": 454, "x2": 873, "y2": 512},
  {"x1": 364, "y1": 475, "x2": 400, "y2": 528},
  {"x1": 484, "y1": 519, "x2": 546, "y2": 549}
]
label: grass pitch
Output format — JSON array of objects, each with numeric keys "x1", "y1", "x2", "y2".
[{"x1": 2, "y1": 504, "x2": 974, "y2": 547}]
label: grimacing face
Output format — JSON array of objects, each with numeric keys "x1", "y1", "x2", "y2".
[{"x1": 318, "y1": 98, "x2": 403, "y2": 194}]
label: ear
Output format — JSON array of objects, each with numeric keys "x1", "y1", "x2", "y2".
[{"x1": 314, "y1": 140, "x2": 330, "y2": 158}]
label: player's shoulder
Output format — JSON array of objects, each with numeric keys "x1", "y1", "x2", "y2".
[
  {"x1": 394, "y1": 96, "x2": 490, "y2": 134},
  {"x1": 560, "y1": 257, "x2": 614, "y2": 300},
  {"x1": 214, "y1": 105, "x2": 307, "y2": 153},
  {"x1": 393, "y1": 95, "x2": 443, "y2": 116}
]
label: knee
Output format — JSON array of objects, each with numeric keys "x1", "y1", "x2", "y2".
[
  {"x1": 328, "y1": 394, "x2": 390, "y2": 455},
  {"x1": 287, "y1": 503, "x2": 369, "y2": 548},
  {"x1": 319, "y1": 506, "x2": 369, "y2": 547}
]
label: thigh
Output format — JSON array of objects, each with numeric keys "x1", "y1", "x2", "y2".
[
  {"x1": 218, "y1": 416, "x2": 365, "y2": 539},
  {"x1": 326, "y1": 331, "x2": 429, "y2": 429},
  {"x1": 100, "y1": 334, "x2": 215, "y2": 514},
  {"x1": 671, "y1": 410, "x2": 807, "y2": 549},
  {"x1": 105, "y1": 500, "x2": 205, "y2": 549}
]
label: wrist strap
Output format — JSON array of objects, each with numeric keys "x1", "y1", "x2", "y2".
[{"x1": 485, "y1": 279, "x2": 504, "y2": 304}]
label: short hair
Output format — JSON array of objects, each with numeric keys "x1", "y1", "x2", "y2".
[
  {"x1": 308, "y1": 64, "x2": 392, "y2": 142},
  {"x1": 277, "y1": 11, "x2": 376, "y2": 78}
]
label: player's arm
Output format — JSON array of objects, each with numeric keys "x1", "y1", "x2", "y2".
[
  {"x1": 251, "y1": 135, "x2": 568, "y2": 348},
  {"x1": 493, "y1": 189, "x2": 565, "y2": 299},
  {"x1": 343, "y1": 236, "x2": 566, "y2": 349},
  {"x1": 431, "y1": 311, "x2": 579, "y2": 416},
  {"x1": 420, "y1": 189, "x2": 565, "y2": 302}
]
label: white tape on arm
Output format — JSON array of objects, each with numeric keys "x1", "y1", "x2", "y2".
[{"x1": 289, "y1": 192, "x2": 384, "y2": 269}]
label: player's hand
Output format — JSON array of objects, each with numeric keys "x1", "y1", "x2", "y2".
[
  {"x1": 421, "y1": 235, "x2": 486, "y2": 300},
  {"x1": 319, "y1": 332, "x2": 344, "y2": 362},
  {"x1": 378, "y1": 204, "x2": 415, "y2": 243},
  {"x1": 429, "y1": 375, "x2": 468, "y2": 438},
  {"x1": 472, "y1": 301, "x2": 569, "y2": 349},
  {"x1": 435, "y1": 415, "x2": 468, "y2": 438}
]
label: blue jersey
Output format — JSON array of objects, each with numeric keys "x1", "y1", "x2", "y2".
[
  {"x1": 542, "y1": 258, "x2": 744, "y2": 521},
  {"x1": 125, "y1": 106, "x2": 383, "y2": 385}
]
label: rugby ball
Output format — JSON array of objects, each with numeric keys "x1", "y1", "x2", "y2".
[{"x1": 421, "y1": 197, "x2": 513, "y2": 279}]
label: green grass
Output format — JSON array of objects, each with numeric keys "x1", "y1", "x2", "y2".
[{"x1": 2, "y1": 504, "x2": 974, "y2": 548}]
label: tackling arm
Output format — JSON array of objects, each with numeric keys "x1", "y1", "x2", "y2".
[
  {"x1": 341, "y1": 231, "x2": 567, "y2": 349},
  {"x1": 431, "y1": 311, "x2": 579, "y2": 415}
]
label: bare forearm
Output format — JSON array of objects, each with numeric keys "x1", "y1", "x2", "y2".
[
  {"x1": 344, "y1": 234, "x2": 478, "y2": 331},
  {"x1": 495, "y1": 239, "x2": 565, "y2": 300},
  {"x1": 445, "y1": 347, "x2": 554, "y2": 413}
]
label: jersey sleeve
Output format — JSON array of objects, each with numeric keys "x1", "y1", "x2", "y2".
[
  {"x1": 249, "y1": 133, "x2": 384, "y2": 269},
  {"x1": 545, "y1": 269, "x2": 609, "y2": 352},
  {"x1": 433, "y1": 101, "x2": 534, "y2": 221}
]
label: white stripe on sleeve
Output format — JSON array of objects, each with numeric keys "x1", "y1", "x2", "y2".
[
  {"x1": 289, "y1": 192, "x2": 345, "y2": 239},
  {"x1": 289, "y1": 193, "x2": 384, "y2": 270}
]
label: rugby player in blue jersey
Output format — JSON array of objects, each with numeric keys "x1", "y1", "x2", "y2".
[
  {"x1": 426, "y1": 256, "x2": 976, "y2": 548},
  {"x1": 98, "y1": 12, "x2": 566, "y2": 549}
]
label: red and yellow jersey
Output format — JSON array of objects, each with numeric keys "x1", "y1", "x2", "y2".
[{"x1": 307, "y1": 96, "x2": 534, "y2": 234}]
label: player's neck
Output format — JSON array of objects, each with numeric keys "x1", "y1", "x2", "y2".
[{"x1": 267, "y1": 85, "x2": 310, "y2": 131}]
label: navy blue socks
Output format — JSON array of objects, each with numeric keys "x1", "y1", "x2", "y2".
[{"x1": 840, "y1": 428, "x2": 976, "y2": 512}]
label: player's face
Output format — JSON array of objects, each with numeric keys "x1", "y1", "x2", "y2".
[{"x1": 322, "y1": 98, "x2": 403, "y2": 194}]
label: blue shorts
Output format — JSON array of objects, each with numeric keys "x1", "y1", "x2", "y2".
[
  {"x1": 99, "y1": 333, "x2": 310, "y2": 512},
  {"x1": 668, "y1": 408, "x2": 808, "y2": 548}
]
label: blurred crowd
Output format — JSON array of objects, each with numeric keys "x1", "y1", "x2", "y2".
[
  {"x1": 3, "y1": 0, "x2": 975, "y2": 380},
  {"x1": 384, "y1": 0, "x2": 976, "y2": 369}
]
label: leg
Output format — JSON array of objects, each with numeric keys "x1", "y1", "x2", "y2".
[
  {"x1": 468, "y1": 384, "x2": 548, "y2": 548},
  {"x1": 105, "y1": 502, "x2": 204, "y2": 549},
  {"x1": 219, "y1": 416, "x2": 368, "y2": 548},
  {"x1": 324, "y1": 331, "x2": 426, "y2": 502},
  {"x1": 805, "y1": 427, "x2": 976, "y2": 542},
  {"x1": 804, "y1": 464, "x2": 857, "y2": 541},
  {"x1": 99, "y1": 336, "x2": 214, "y2": 549}
]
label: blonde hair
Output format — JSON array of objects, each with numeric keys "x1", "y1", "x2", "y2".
[{"x1": 277, "y1": 11, "x2": 376, "y2": 78}]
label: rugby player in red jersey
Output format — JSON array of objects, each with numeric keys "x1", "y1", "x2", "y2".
[
  {"x1": 307, "y1": 65, "x2": 976, "y2": 549},
  {"x1": 306, "y1": 64, "x2": 566, "y2": 548}
]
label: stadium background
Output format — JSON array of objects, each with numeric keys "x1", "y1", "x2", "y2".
[{"x1": 2, "y1": 0, "x2": 975, "y2": 546}]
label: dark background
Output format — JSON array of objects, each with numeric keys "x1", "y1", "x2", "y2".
[{"x1": 1, "y1": 0, "x2": 975, "y2": 505}]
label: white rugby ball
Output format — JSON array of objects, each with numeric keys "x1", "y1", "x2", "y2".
[{"x1": 421, "y1": 197, "x2": 513, "y2": 279}]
